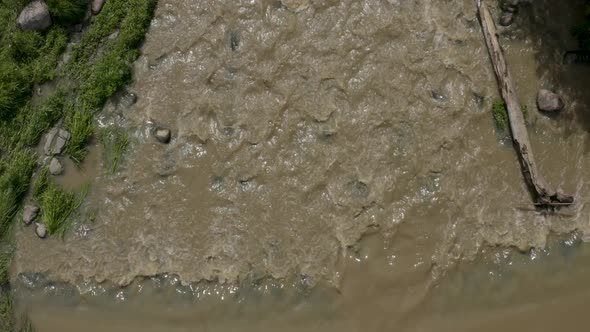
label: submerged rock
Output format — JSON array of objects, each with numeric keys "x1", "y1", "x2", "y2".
[
  {"x1": 154, "y1": 127, "x2": 171, "y2": 144},
  {"x1": 17, "y1": 0, "x2": 51, "y2": 31},
  {"x1": 23, "y1": 204, "x2": 40, "y2": 226},
  {"x1": 500, "y1": 0, "x2": 519, "y2": 12},
  {"x1": 49, "y1": 157, "x2": 64, "y2": 175},
  {"x1": 35, "y1": 222, "x2": 47, "y2": 239},
  {"x1": 92, "y1": 0, "x2": 106, "y2": 15},
  {"x1": 537, "y1": 89, "x2": 565, "y2": 112},
  {"x1": 281, "y1": 0, "x2": 310, "y2": 12},
  {"x1": 119, "y1": 91, "x2": 138, "y2": 108},
  {"x1": 499, "y1": 12, "x2": 515, "y2": 26}
]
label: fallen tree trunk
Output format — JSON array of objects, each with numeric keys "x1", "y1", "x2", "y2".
[{"x1": 475, "y1": 0, "x2": 574, "y2": 206}]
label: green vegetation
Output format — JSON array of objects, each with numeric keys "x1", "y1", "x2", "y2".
[
  {"x1": 492, "y1": 100, "x2": 529, "y2": 132},
  {"x1": 0, "y1": 249, "x2": 10, "y2": 286},
  {"x1": 45, "y1": 0, "x2": 87, "y2": 25},
  {"x1": 492, "y1": 100, "x2": 509, "y2": 131},
  {"x1": 34, "y1": 158, "x2": 89, "y2": 238},
  {"x1": 0, "y1": 150, "x2": 37, "y2": 239},
  {"x1": 65, "y1": 109, "x2": 95, "y2": 164},
  {"x1": 100, "y1": 126, "x2": 130, "y2": 173},
  {"x1": 36, "y1": 181, "x2": 88, "y2": 237},
  {"x1": 0, "y1": 291, "x2": 14, "y2": 331},
  {"x1": 0, "y1": 0, "x2": 158, "y2": 329}
]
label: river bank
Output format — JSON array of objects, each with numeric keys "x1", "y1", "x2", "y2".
[{"x1": 0, "y1": 0, "x2": 156, "y2": 329}]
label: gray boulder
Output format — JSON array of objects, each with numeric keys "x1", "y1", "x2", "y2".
[
  {"x1": 23, "y1": 204, "x2": 40, "y2": 226},
  {"x1": 92, "y1": 0, "x2": 105, "y2": 15},
  {"x1": 44, "y1": 128, "x2": 71, "y2": 156},
  {"x1": 154, "y1": 127, "x2": 171, "y2": 144},
  {"x1": 17, "y1": 1, "x2": 52, "y2": 31},
  {"x1": 49, "y1": 157, "x2": 64, "y2": 175},
  {"x1": 537, "y1": 89, "x2": 565, "y2": 112}
]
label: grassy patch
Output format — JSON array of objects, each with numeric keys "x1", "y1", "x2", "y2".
[
  {"x1": 0, "y1": 291, "x2": 14, "y2": 332},
  {"x1": 0, "y1": 150, "x2": 37, "y2": 239},
  {"x1": 45, "y1": 0, "x2": 88, "y2": 25},
  {"x1": 0, "y1": 249, "x2": 10, "y2": 287},
  {"x1": 65, "y1": 109, "x2": 95, "y2": 164},
  {"x1": 34, "y1": 166, "x2": 89, "y2": 237},
  {"x1": 492, "y1": 100, "x2": 509, "y2": 131},
  {"x1": 99, "y1": 126, "x2": 129, "y2": 173},
  {"x1": 492, "y1": 100, "x2": 529, "y2": 132},
  {"x1": 37, "y1": 181, "x2": 88, "y2": 237}
]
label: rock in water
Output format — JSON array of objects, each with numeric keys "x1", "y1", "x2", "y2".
[
  {"x1": 500, "y1": 0, "x2": 519, "y2": 12},
  {"x1": 92, "y1": 0, "x2": 106, "y2": 14},
  {"x1": 35, "y1": 222, "x2": 47, "y2": 239},
  {"x1": 49, "y1": 157, "x2": 64, "y2": 175},
  {"x1": 537, "y1": 89, "x2": 565, "y2": 112},
  {"x1": 17, "y1": 1, "x2": 51, "y2": 31},
  {"x1": 499, "y1": 12, "x2": 515, "y2": 26},
  {"x1": 281, "y1": 0, "x2": 310, "y2": 12},
  {"x1": 23, "y1": 204, "x2": 40, "y2": 226},
  {"x1": 154, "y1": 127, "x2": 171, "y2": 144}
]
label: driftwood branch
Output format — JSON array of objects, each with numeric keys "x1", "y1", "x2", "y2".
[{"x1": 475, "y1": 0, "x2": 574, "y2": 206}]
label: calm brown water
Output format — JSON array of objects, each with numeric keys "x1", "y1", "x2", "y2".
[{"x1": 10, "y1": 0, "x2": 590, "y2": 330}]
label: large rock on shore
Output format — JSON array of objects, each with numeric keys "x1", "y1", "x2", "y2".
[
  {"x1": 537, "y1": 89, "x2": 565, "y2": 112},
  {"x1": 92, "y1": 0, "x2": 106, "y2": 15},
  {"x1": 17, "y1": 1, "x2": 52, "y2": 31}
]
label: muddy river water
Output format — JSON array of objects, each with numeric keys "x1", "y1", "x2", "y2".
[{"x1": 9, "y1": 0, "x2": 590, "y2": 330}]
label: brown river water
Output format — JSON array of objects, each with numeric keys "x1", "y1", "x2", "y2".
[{"x1": 9, "y1": 0, "x2": 590, "y2": 330}]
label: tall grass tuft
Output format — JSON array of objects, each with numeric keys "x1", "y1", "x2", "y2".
[
  {"x1": 0, "y1": 150, "x2": 36, "y2": 238},
  {"x1": 65, "y1": 109, "x2": 95, "y2": 164},
  {"x1": 99, "y1": 126, "x2": 129, "y2": 173}
]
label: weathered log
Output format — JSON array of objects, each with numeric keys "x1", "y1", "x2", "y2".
[{"x1": 475, "y1": 0, "x2": 574, "y2": 206}]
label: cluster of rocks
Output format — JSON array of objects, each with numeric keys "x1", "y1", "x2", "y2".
[
  {"x1": 43, "y1": 127, "x2": 71, "y2": 176},
  {"x1": 22, "y1": 203, "x2": 46, "y2": 239},
  {"x1": 17, "y1": 0, "x2": 106, "y2": 32}
]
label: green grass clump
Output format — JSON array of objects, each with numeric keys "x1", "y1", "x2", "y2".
[
  {"x1": 0, "y1": 291, "x2": 14, "y2": 332},
  {"x1": 492, "y1": 100, "x2": 529, "y2": 132},
  {"x1": 492, "y1": 100, "x2": 509, "y2": 131},
  {"x1": 0, "y1": 249, "x2": 10, "y2": 286},
  {"x1": 99, "y1": 126, "x2": 129, "y2": 173},
  {"x1": 65, "y1": 109, "x2": 95, "y2": 164},
  {"x1": 75, "y1": 0, "x2": 157, "y2": 111},
  {"x1": 0, "y1": 150, "x2": 37, "y2": 238},
  {"x1": 37, "y1": 182, "x2": 87, "y2": 237},
  {"x1": 29, "y1": 27, "x2": 69, "y2": 83},
  {"x1": 45, "y1": 0, "x2": 88, "y2": 25},
  {"x1": 0, "y1": 60, "x2": 30, "y2": 122}
]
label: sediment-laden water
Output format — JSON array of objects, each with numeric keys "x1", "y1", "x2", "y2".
[{"x1": 10, "y1": 0, "x2": 590, "y2": 330}]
